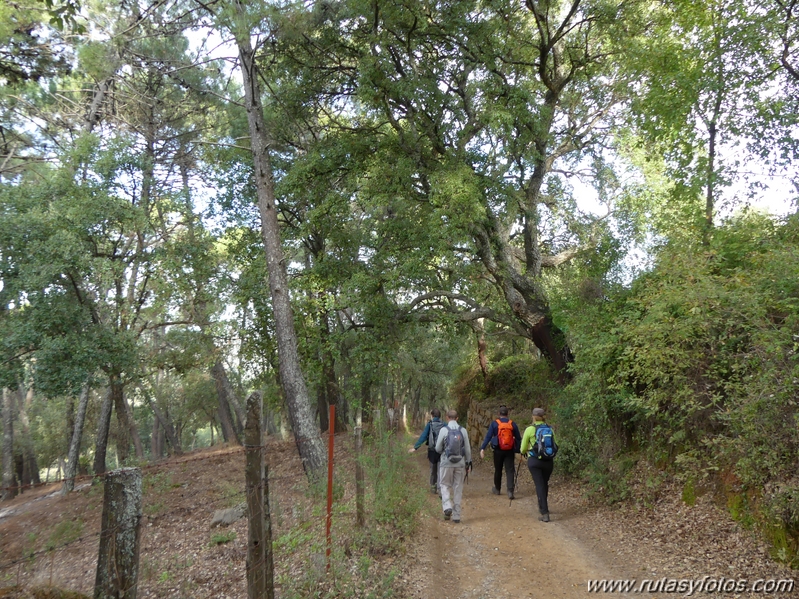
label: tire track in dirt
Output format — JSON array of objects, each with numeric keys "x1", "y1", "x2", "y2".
[{"x1": 403, "y1": 453, "x2": 644, "y2": 599}]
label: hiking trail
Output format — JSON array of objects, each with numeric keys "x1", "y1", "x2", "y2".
[{"x1": 402, "y1": 452, "x2": 651, "y2": 599}]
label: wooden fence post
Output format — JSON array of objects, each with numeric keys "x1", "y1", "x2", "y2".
[
  {"x1": 355, "y1": 406, "x2": 364, "y2": 528},
  {"x1": 94, "y1": 467, "x2": 142, "y2": 599},
  {"x1": 245, "y1": 391, "x2": 274, "y2": 599}
]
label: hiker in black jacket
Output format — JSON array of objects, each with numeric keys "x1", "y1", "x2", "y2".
[
  {"x1": 520, "y1": 407, "x2": 556, "y2": 522},
  {"x1": 479, "y1": 406, "x2": 521, "y2": 499},
  {"x1": 408, "y1": 409, "x2": 445, "y2": 493}
]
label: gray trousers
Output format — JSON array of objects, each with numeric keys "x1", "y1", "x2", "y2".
[{"x1": 440, "y1": 466, "x2": 466, "y2": 520}]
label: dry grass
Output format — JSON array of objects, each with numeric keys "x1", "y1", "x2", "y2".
[{"x1": 0, "y1": 433, "x2": 426, "y2": 599}]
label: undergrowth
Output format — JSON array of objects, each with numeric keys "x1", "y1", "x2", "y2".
[{"x1": 278, "y1": 428, "x2": 428, "y2": 598}]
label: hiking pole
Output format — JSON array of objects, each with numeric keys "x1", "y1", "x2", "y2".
[{"x1": 510, "y1": 455, "x2": 522, "y2": 507}]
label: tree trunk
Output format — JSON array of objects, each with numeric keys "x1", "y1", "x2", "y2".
[
  {"x1": 226, "y1": 379, "x2": 247, "y2": 436},
  {"x1": 355, "y1": 406, "x2": 365, "y2": 527},
  {"x1": 2, "y1": 388, "x2": 17, "y2": 501},
  {"x1": 151, "y1": 416, "x2": 161, "y2": 459},
  {"x1": 234, "y1": 18, "x2": 325, "y2": 477},
  {"x1": 264, "y1": 407, "x2": 279, "y2": 436},
  {"x1": 63, "y1": 382, "x2": 91, "y2": 494},
  {"x1": 360, "y1": 377, "x2": 372, "y2": 424},
  {"x1": 531, "y1": 315, "x2": 572, "y2": 378},
  {"x1": 210, "y1": 361, "x2": 242, "y2": 444},
  {"x1": 145, "y1": 396, "x2": 183, "y2": 456},
  {"x1": 474, "y1": 318, "x2": 489, "y2": 380},
  {"x1": 65, "y1": 394, "x2": 76, "y2": 459},
  {"x1": 112, "y1": 381, "x2": 130, "y2": 463},
  {"x1": 16, "y1": 383, "x2": 39, "y2": 486},
  {"x1": 317, "y1": 387, "x2": 329, "y2": 433},
  {"x1": 321, "y1": 313, "x2": 347, "y2": 433},
  {"x1": 112, "y1": 379, "x2": 144, "y2": 462},
  {"x1": 94, "y1": 387, "x2": 114, "y2": 476}
]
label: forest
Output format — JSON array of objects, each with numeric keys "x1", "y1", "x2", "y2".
[{"x1": 1, "y1": 0, "x2": 798, "y2": 595}]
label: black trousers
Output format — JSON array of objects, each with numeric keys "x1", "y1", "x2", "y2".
[
  {"x1": 428, "y1": 449, "x2": 441, "y2": 489},
  {"x1": 492, "y1": 448, "x2": 516, "y2": 492},
  {"x1": 527, "y1": 455, "x2": 554, "y2": 515}
]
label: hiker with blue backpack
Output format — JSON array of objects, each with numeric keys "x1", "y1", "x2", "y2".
[
  {"x1": 519, "y1": 407, "x2": 558, "y2": 522},
  {"x1": 434, "y1": 410, "x2": 472, "y2": 523},
  {"x1": 408, "y1": 408, "x2": 445, "y2": 493},
  {"x1": 479, "y1": 405, "x2": 522, "y2": 499}
]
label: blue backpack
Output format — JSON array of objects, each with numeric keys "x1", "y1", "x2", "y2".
[{"x1": 533, "y1": 424, "x2": 558, "y2": 460}]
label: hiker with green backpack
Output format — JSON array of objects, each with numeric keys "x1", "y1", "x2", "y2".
[
  {"x1": 434, "y1": 410, "x2": 472, "y2": 523},
  {"x1": 519, "y1": 407, "x2": 558, "y2": 522},
  {"x1": 408, "y1": 408, "x2": 445, "y2": 493}
]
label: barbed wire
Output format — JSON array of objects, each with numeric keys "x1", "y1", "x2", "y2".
[
  {"x1": 0, "y1": 439, "x2": 350, "y2": 571},
  {"x1": 0, "y1": 525, "x2": 110, "y2": 570},
  {"x1": 0, "y1": 431, "x2": 357, "y2": 494},
  {"x1": 0, "y1": 425, "x2": 386, "y2": 583}
]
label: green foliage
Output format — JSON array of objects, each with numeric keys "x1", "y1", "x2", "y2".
[
  {"x1": 274, "y1": 522, "x2": 314, "y2": 553},
  {"x1": 552, "y1": 211, "x2": 799, "y2": 557},
  {"x1": 681, "y1": 480, "x2": 697, "y2": 506},
  {"x1": 727, "y1": 493, "x2": 755, "y2": 528},
  {"x1": 143, "y1": 472, "x2": 174, "y2": 496},
  {"x1": 275, "y1": 433, "x2": 426, "y2": 599},
  {"x1": 47, "y1": 518, "x2": 83, "y2": 550},
  {"x1": 452, "y1": 352, "x2": 559, "y2": 415},
  {"x1": 761, "y1": 483, "x2": 799, "y2": 567},
  {"x1": 209, "y1": 531, "x2": 237, "y2": 546},
  {"x1": 365, "y1": 431, "x2": 428, "y2": 539}
]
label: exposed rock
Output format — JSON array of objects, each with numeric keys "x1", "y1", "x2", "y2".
[{"x1": 210, "y1": 502, "x2": 246, "y2": 527}]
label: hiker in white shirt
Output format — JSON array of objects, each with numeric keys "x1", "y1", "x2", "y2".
[{"x1": 434, "y1": 410, "x2": 472, "y2": 523}]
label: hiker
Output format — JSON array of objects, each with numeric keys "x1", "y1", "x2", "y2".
[
  {"x1": 520, "y1": 407, "x2": 557, "y2": 522},
  {"x1": 408, "y1": 408, "x2": 445, "y2": 493},
  {"x1": 479, "y1": 405, "x2": 521, "y2": 499},
  {"x1": 434, "y1": 409, "x2": 472, "y2": 523}
]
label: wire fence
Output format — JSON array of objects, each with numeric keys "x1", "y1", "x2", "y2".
[
  {"x1": 0, "y1": 431, "x2": 353, "y2": 496},
  {"x1": 0, "y1": 430, "x2": 368, "y2": 597}
]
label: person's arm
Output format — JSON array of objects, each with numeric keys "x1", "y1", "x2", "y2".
[
  {"x1": 520, "y1": 426, "x2": 535, "y2": 456},
  {"x1": 463, "y1": 428, "x2": 472, "y2": 464},
  {"x1": 480, "y1": 420, "x2": 496, "y2": 451},
  {"x1": 512, "y1": 422, "x2": 522, "y2": 454},
  {"x1": 479, "y1": 420, "x2": 496, "y2": 458},
  {"x1": 412, "y1": 421, "x2": 432, "y2": 450}
]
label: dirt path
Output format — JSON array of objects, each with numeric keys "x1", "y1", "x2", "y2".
[{"x1": 403, "y1": 452, "x2": 641, "y2": 599}]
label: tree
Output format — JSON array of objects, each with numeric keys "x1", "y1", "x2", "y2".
[
  {"x1": 207, "y1": 1, "x2": 327, "y2": 475},
  {"x1": 1, "y1": 388, "x2": 16, "y2": 500},
  {"x1": 628, "y1": 0, "x2": 799, "y2": 243},
  {"x1": 259, "y1": 0, "x2": 651, "y2": 378},
  {"x1": 775, "y1": 0, "x2": 799, "y2": 82}
]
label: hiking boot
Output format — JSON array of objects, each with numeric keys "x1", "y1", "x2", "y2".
[
  {"x1": 452, "y1": 519, "x2": 461, "y2": 523},
  {"x1": 507, "y1": 489, "x2": 514, "y2": 500},
  {"x1": 491, "y1": 487, "x2": 500, "y2": 495},
  {"x1": 538, "y1": 513, "x2": 550, "y2": 522},
  {"x1": 444, "y1": 509, "x2": 452, "y2": 520}
]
